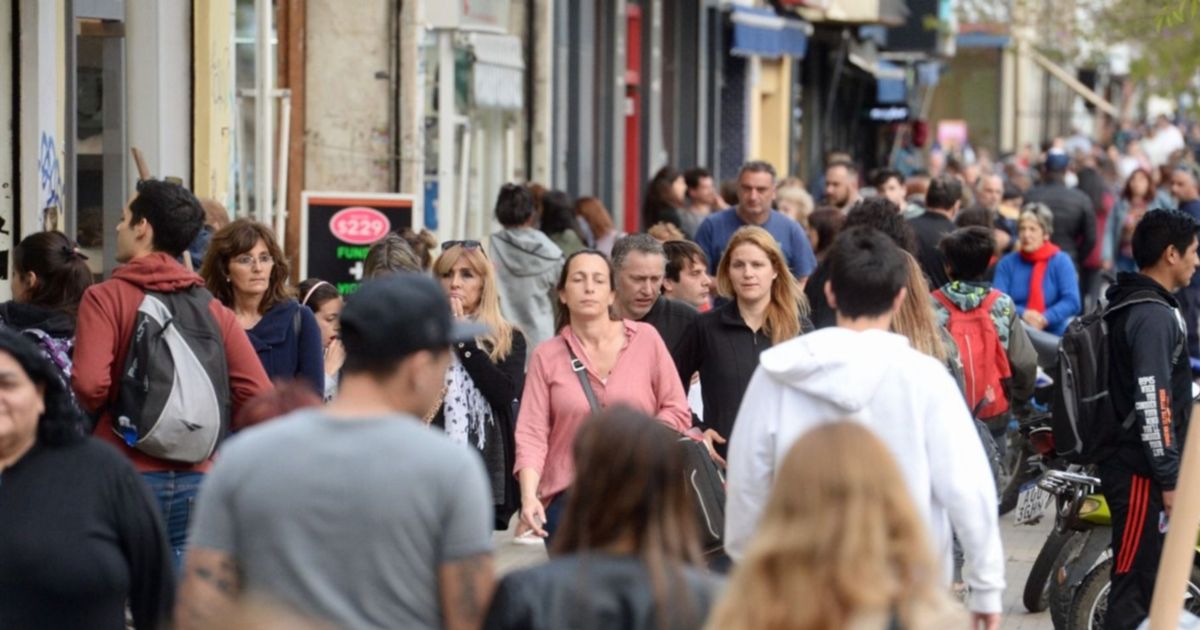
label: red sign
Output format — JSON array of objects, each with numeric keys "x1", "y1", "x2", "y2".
[{"x1": 328, "y1": 207, "x2": 391, "y2": 245}]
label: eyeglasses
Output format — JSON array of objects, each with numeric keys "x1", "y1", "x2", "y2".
[
  {"x1": 442, "y1": 240, "x2": 482, "y2": 251},
  {"x1": 232, "y1": 254, "x2": 274, "y2": 268}
]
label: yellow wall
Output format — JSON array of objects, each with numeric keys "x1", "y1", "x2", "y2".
[
  {"x1": 192, "y1": 0, "x2": 233, "y2": 204},
  {"x1": 748, "y1": 56, "x2": 792, "y2": 177}
]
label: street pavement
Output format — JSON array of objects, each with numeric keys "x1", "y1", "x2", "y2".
[{"x1": 494, "y1": 510, "x2": 1058, "y2": 630}]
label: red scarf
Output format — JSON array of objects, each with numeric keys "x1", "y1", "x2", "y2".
[{"x1": 1020, "y1": 242, "x2": 1060, "y2": 313}]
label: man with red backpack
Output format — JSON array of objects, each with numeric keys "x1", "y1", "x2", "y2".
[{"x1": 931, "y1": 226, "x2": 1037, "y2": 436}]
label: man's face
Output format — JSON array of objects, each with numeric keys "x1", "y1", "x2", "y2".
[
  {"x1": 824, "y1": 166, "x2": 857, "y2": 208},
  {"x1": 1171, "y1": 171, "x2": 1200, "y2": 203},
  {"x1": 689, "y1": 176, "x2": 717, "y2": 206},
  {"x1": 115, "y1": 201, "x2": 141, "y2": 263},
  {"x1": 737, "y1": 171, "x2": 775, "y2": 218},
  {"x1": 880, "y1": 177, "x2": 906, "y2": 210},
  {"x1": 977, "y1": 176, "x2": 1004, "y2": 210},
  {"x1": 615, "y1": 251, "x2": 666, "y2": 320},
  {"x1": 1174, "y1": 236, "x2": 1200, "y2": 289},
  {"x1": 663, "y1": 258, "x2": 711, "y2": 309}
]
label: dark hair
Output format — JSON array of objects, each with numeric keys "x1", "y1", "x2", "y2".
[
  {"x1": 738, "y1": 160, "x2": 777, "y2": 181},
  {"x1": 200, "y1": 219, "x2": 294, "y2": 315},
  {"x1": 495, "y1": 183, "x2": 536, "y2": 227},
  {"x1": 1132, "y1": 209, "x2": 1200, "y2": 270},
  {"x1": 0, "y1": 328, "x2": 86, "y2": 445},
  {"x1": 298, "y1": 278, "x2": 341, "y2": 312},
  {"x1": 808, "y1": 207, "x2": 846, "y2": 258},
  {"x1": 663, "y1": 240, "x2": 708, "y2": 283},
  {"x1": 1002, "y1": 181, "x2": 1023, "y2": 202},
  {"x1": 554, "y1": 250, "x2": 617, "y2": 332},
  {"x1": 925, "y1": 175, "x2": 963, "y2": 210},
  {"x1": 719, "y1": 179, "x2": 740, "y2": 206},
  {"x1": 844, "y1": 197, "x2": 918, "y2": 254},
  {"x1": 611, "y1": 233, "x2": 665, "y2": 272},
  {"x1": 940, "y1": 227, "x2": 996, "y2": 282},
  {"x1": 13, "y1": 231, "x2": 94, "y2": 317},
  {"x1": 870, "y1": 168, "x2": 903, "y2": 189},
  {"x1": 828, "y1": 227, "x2": 908, "y2": 319},
  {"x1": 1122, "y1": 168, "x2": 1156, "y2": 204},
  {"x1": 554, "y1": 406, "x2": 703, "y2": 624},
  {"x1": 683, "y1": 167, "x2": 711, "y2": 190},
  {"x1": 234, "y1": 379, "x2": 322, "y2": 431},
  {"x1": 826, "y1": 159, "x2": 858, "y2": 177},
  {"x1": 129, "y1": 179, "x2": 206, "y2": 256},
  {"x1": 956, "y1": 206, "x2": 995, "y2": 230},
  {"x1": 642, "y1": 166, "x2": 684, "y2": 229},
  {"x1": 540, "y1": 190, "x2": 585, "y2": 243}
]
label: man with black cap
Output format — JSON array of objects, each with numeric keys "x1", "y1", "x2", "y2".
[
  {"x1": 177, "y1": 274, "x2": 496, "y2": 630},
  {"x1": 1024, "y1": 148, "x2": 1097, "y2": 273}
]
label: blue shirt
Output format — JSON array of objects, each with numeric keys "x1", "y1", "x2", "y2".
[
  {"x1": 694, "y1": 209, "x2": 817, "y2": 279},
  {"x1": 993, "y1": 250, "x2": 1081, "y2": 336}
]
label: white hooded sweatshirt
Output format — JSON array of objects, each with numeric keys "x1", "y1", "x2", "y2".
[{"x1": 724, "y1": 327, "x2": 1006, "y2": 614}]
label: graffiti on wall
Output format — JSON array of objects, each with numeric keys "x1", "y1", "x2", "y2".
[{"x1": 38, "y1": 131, "x2": 63, "y2": 232}]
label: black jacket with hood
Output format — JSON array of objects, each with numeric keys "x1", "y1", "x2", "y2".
[
  {"x1": 1106, "y1": 273, "x2": 1193, "y2": 489},
  {"x1": 0, "y1": 301, "x2": 76, "y2": 340}
]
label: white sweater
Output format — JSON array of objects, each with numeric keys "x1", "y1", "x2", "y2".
[{"x1": 724, "y1": 327, "x2": 1006, "y2": 614}]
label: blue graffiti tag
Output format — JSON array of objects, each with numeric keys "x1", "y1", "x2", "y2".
[{"x1": 38, "y1": 132, "x2": 63, "y2": 213}]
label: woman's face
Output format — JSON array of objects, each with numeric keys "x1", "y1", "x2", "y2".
[
  {"x1": 0, "y1": 351, "x2": 45, "y2": 458},
  {"x1": 1130, "y1": 172, "x2": 1151, "y2": 198},
  {"x1": 439, "y1": 258, "x2": 485, "y2": 316},
  {"x1": 559, "y1": 254, "x2": 614, "y2": 322},
  {"x1": 228, "y1": 239, "x2": 274, "y2": 301},
  {"x1": 314, "y1": 297, "x2": 343, "y2": 348},
  {"x1": 728, "y1": 243, "x2": 778, "y2": 304},
  {"x1": 11, "y1": 270, "x2": 31, "y2": 303},
  {"x1": 670, "y1": 176, "x2": 687, "y2": 206},
  {"x1": 1018, "y1": 218, "x2": 1047, "y2": 253}
]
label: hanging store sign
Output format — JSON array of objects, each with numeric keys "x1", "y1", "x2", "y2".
[
  {"x1": 865, "y1": 105, "x2": 911, "y2": 122},
  {"x1": 300, "y1": 192, "x2": 415, "y2": 295}
]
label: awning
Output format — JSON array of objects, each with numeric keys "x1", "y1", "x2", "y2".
[
  {"x1": 730, "y1": 6, "x2": 812, "y2": 59},
  {"x1": 957, "y1": 32, "x2": 1011, "y2": 48},
  {"x1": 467, "y1": 33, "x2": 524, "y2": 110},
  {"x1": 876, "y1": 60, "x2": 907, "y2": 103}
]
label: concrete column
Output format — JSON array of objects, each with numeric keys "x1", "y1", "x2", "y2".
[
  {"x1": 19, "y1": 0, "x2": 66, "y2": 238},
  {"x1": 397, "y1": 0, "x2": 424, "y2": 226},
  {"x1": 128, "y1": 0, "x2": 192, "y2": 187},
  {"x1": 192, "y1": 0, "x2": 234, "y2": 204}
]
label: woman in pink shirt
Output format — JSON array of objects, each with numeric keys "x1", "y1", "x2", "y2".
[{"x1": 515, "y1": 250, "x2": 692, "y2": 543}]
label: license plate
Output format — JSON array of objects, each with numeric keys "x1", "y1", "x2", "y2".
[{"x1": 1015, "y1": 480, "x2": 1052, "y2": 525}]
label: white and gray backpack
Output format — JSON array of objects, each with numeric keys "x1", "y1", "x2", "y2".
[{"x1": 112, "y1": 287, "x2": 231, "y2": 463}]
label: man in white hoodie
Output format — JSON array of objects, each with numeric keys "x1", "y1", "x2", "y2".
[{"x1": 725, "y1": 226, "x2": 1005, "y2": 628}]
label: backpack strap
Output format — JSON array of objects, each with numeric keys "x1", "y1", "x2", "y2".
[
  {"x1": 980, "y1": 288, "x2": 1003, "y2": 311},
  {"x1": 562, "y1": 338, "x2": 601, "y2": 413},
  {"x1": 931, "y1": 289, "x2": 954, "y2": 311}
]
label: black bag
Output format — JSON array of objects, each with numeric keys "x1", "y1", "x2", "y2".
[
  {"x1": 563, "y1": 339, "x2": 726, "y2": 553},
  {"x1": 1052, "y1": 291, "x2": 1178, "y2": 463}
]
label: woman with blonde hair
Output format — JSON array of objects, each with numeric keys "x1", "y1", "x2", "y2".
[
  {"x1": 675, "y1": 225, "x2": 809, "y2": 462},
  {"x1": 430, "y1": 240, "x2": 527, "y2": 529},
  {"x1": 708, "y1": 421, "x2": 966, "y2": 630},
  {"x1": 775, "y1": 177, "x2": 814, "y2": 226}
]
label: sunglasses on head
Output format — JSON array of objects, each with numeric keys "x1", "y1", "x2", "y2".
[{"x1": 442, "y1": 240, "x2": 482, "y2": 251}]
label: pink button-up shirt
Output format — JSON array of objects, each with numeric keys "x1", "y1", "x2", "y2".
[{"x1": 514, "y1": 320, "x2": 692, "y2": 500}]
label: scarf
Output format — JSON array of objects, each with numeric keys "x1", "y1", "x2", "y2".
[
  {"x1": 442, "y1": 357, "x2": 505, "y2": 506},
  {"x1": 1020, "y1": 242, "x2": 1060, "y2": 313}
]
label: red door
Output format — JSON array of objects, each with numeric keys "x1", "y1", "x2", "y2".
[{"x1": 623, "y1": 4, "x2": 642, "y2": 232}]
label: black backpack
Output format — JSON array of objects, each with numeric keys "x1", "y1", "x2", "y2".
[
  {"x1": 111, "y1": 287, "x2": 232, "y2": 464},
  {"x1": 1052, "y1": 291, "x2": 1179, "y2": 463}
]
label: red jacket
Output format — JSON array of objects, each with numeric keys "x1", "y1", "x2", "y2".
[{"x1": 72, "y1": 253, "x2": 272, "y2": 472}]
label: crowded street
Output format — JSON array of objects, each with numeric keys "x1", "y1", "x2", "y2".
[{"x1": 6, "y1": 1, "x2": 1200, "y2": 629}]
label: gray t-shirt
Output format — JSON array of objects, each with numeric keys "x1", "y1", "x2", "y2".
[{"x1": 190, "y1": 409, "x2": 493, "y2": 629}]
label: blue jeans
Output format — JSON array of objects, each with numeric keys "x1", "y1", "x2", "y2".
[
  {"x1": 543, "y1": 492, "x2": 568, "y2": 552},
  {"x1": 142, "y1": 471, "x2": 204, "y2": 573}
]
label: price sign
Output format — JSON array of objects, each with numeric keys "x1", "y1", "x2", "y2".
[{"x1": 300, "y1": 192, "x2": 416, "y2": 295}]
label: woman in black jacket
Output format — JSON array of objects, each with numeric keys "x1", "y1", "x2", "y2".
[
  {"x1": 431, "y1": 240, "x2": 526, "y2": 529},
  {"x1": 675, "y1": 226, "x2": 809, "y2": 462}
]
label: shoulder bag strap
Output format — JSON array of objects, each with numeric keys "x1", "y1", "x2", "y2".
[{"x1": 563, "y1": 338, "x2": 601, "y2": 413}]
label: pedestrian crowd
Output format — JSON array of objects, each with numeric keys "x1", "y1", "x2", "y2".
[{"x1": 2, "y1": 113, "x2": 1200, "y2": 630}]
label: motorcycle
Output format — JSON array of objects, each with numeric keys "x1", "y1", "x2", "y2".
[
  {"x1": 1013, "y1": 423, "x2": 1077, "y2": 613},
  {"x1": 1041, "y1": 470, "x2": 1200, "y2": 629}
]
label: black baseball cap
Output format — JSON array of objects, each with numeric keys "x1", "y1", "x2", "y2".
[{"x1": 340, "y1": 273, "x2": 487, "y2": 362}]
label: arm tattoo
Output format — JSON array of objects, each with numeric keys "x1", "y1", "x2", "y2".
[
  {"x1": 176, "y1": 550, "x2": 241, "y2": 630},
  {"x1": 441, "y1": 553, "x2": 494, "y2": 630}
]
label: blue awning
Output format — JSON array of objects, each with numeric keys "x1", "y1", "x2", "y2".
[
  {"x1": 730, "y1": 6, "x2": 812, "y2": 59},
  {"x1": 876, "y1": 60, "x2": 907, "y2": 104},
  {"x1": 957, "y1": 32, "x2": 1011, "y2": 49}
]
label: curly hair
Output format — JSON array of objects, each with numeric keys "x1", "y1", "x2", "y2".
[
  {"x1": 0, "y1": 328, "x2": 86, "y2": 445},
  {"x1": 200, "y1": 219, "x2": 294, "y2": 314}
]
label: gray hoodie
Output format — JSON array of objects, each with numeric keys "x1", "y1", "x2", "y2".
[{"x1": 490, "y1": 228, "x2": 564, "y2": 355}]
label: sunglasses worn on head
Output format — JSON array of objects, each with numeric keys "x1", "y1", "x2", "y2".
[{"x1": 442, "y1": 240, "x2": 482, "y2": 251}]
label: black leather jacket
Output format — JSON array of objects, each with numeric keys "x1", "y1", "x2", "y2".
[{"x1": 484, "y1": 554, "x2": 722, "y2": 630}]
